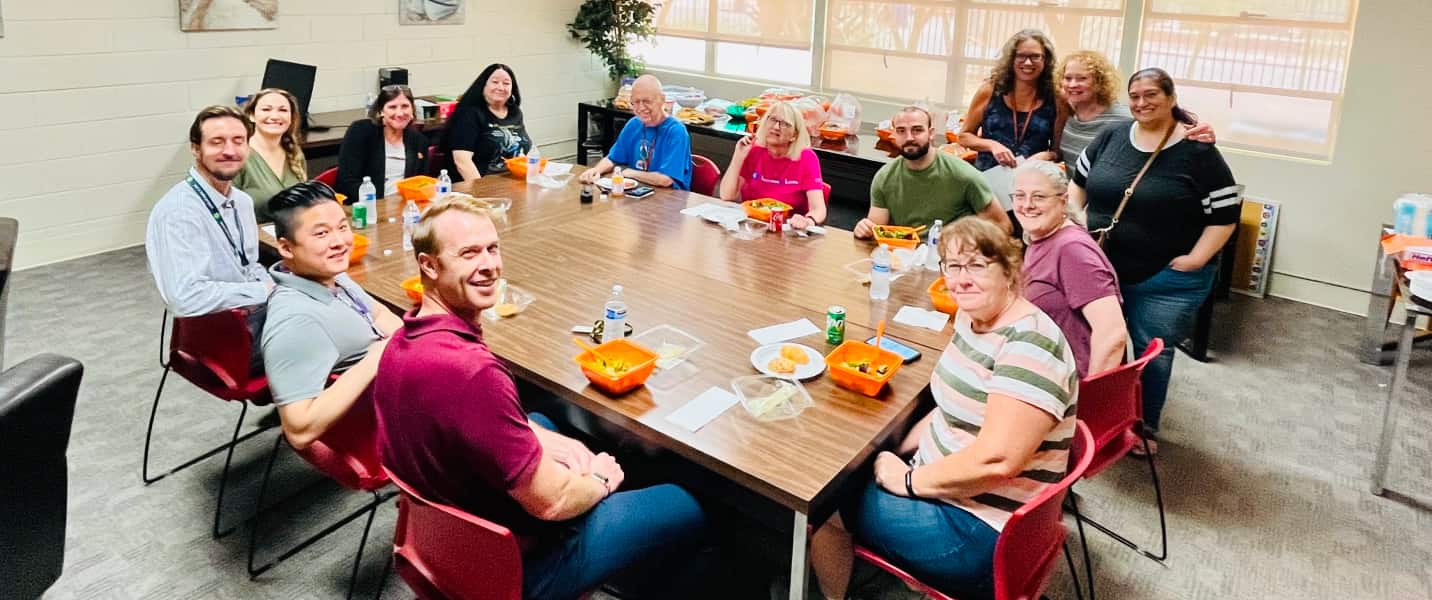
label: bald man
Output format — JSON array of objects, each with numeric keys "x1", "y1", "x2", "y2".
[{"x1": 579, "y1": 75, "x2": 693, "y2": 190}]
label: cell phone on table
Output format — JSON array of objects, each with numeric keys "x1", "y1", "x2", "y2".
[
  {"x1": 627, "y1": 185, "x2": 655, "y2": 198},
  {"x1": 866, "y1": 336, "x2": 922, "y2": 363}
]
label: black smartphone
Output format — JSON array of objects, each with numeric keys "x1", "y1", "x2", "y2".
[
  {"x1": 627, "y1": 185, "x2": 655, "y2": 198},
  {"x1": 866, "y1": 336, "x2": 922, "y2": 363}
]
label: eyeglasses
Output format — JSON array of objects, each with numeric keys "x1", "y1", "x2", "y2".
[
  {"x1": 1015, "y1": 53, "x2": 1045, "y2": 65},
  {"x1": 766, "y1": 118, "x2": 792, "y2": 130},
  {"x1": 941, "y1": 260, "x2": 993, "y2": 277},
  {"x1": 1009, "y1": 192, "x2": 1064, "y2": 204}
]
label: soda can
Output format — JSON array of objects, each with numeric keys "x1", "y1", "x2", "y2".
[
  {"x1": 826, "y1": 305, "x2": 846, "y2": 345},
  {"x1": 352, "y1": 202, "x2": 368, "y2": 229},
  {"x1": 769, "y1": 209, "x2": 785, "y2": 234}
]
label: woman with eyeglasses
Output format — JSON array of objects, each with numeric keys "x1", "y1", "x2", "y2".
[
  {"x1": 960, "y1": 29, "x2": 1066, "y2": 172},
  {"x1": 1011, "y1": 160, "x2": 1125, "y2": 378},
  {"x1": 1055, "y1": 50, "x2": 1215, "y2": 165},
  {"x1": 810, "y1": 216, "x2": 1078, "y2": 600},
  {"x1": 1069, "y1": 68, "x2": 1240, "y2": 453},
  {"x1": 335, "y1": 85, "x2": 429, "y2": 201},
  {"x1": 718, "y1": 101, "x2": 827, "y2": 229},
  {"x1": 441, "y1": 63, "x2": 531, "y2": 181}
]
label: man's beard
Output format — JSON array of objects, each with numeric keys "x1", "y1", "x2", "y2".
[{"x1": 900, "y1": 142, "x2": 930, "y2": 161}]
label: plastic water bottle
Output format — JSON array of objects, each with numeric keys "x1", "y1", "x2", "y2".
[
  {"x1": 601, "y1": 285, "x2": 628, "y2": 344},
  {"x1": 526, "y1": 147, "x2": 543, "y2": 184},
  {"x1": 436, "y1": 169, "x2": 452, "y2": 196},
  {"x1": 401, "y1": 199, "x2": 420, "y2": 251},
  {"x1": 610, "y1": 167, "x2": 625, "y2": 197},
  {"x1": 358, "y1": 176, "x2": 378, "y2": 229},
  {"x1": 870, "y1": 244, "x2": 892, "y2": 300},
  {"x1": 925, "y1": 219, "x2": 943, "y2": 271}
]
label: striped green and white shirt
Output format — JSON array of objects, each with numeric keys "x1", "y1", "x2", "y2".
[
  {"x1": 915, "y1": 308, "x2": 1079, "y2": 531},
  {"x1": 1059, "y1": 103, "x2": 1133, "y2": 165}
]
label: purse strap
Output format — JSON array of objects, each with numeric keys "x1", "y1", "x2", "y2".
[{"x1": 1097, "y1": 121, "x2": 1178, "y2": 248}]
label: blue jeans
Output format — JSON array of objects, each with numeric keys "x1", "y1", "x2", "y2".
[
  {"x1": 522, "y1": 414, "x2": 708, "y2": 600},
  {"x1": 1120, "y1": 263, "x2": 1216, "y2": 434},
  {"x1": 844, "y1": 480, "x2": 999, "y2": 599}
]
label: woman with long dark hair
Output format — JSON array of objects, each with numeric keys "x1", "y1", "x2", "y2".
[
  {"x1": 959, "y1": 29, "x2": 1066, "y2": 172},
  {"x1": 235, "y1": 88, "x2": 307, "y2": 222},
  {"x1": 441, "y1": 63, "x2": 532, "y2": 181},
  {"x1": 1070, "y1": 68, "x2": 1241, "y2": 453}
]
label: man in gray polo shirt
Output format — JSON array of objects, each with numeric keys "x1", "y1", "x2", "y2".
[{"x1": 261, "y1": 182, "x2": 403, "y2": 449}]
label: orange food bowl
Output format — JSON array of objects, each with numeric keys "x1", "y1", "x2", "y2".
[
  {"x1": 819, "y1": 123, "x2": 848, "y2": 141},
  {"x1": 574, "y1": 338, "x2": 659, "y2": 395},
  {"x1": 396, "y1": 176, "x2": 438, "y2": 202},
  {"x1": 928, "y1": 278, "x2": 959, "y2": 314},
  {"x1": 400, "y1": 276, "x2": 423, "y2": 304},
  {"x1": 825, "y1": 341, "x2": 903, "y2": 396},
  {"x1": 871, "y1": 225, "x2": 922, "y2": 250},
  {"x1": 742, "y1": 199, "x2": 792, "y2": 222},
  {"x1": 348, "y1": 234, "x2": 369, "y2": 265},
  {"x1": 504, "y1": 155, "x2": 550, "y2": 179}
]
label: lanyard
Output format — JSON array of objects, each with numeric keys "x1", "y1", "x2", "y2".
[
  {"x1": 637, "y1": 126, "x2": 663, "y2": 171},
  {"x1": 1009, "y1": 95, "x2": 1038, "y2": 150},
  {"x1": 186, "y1": 176, "x2": 249, "y2": 267},
  {"x1": 336, "y1": 285, "x2": 382, "y2": 337}
]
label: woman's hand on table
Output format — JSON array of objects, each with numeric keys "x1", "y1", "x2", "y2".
[{"x1": 790, "y1": 214, "x2": 815, "y2": 230}]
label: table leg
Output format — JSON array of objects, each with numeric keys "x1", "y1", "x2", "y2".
[
  {"x1": 1371, "y1": 315, "x2": 1417, "y2": 494},
  {"x1": 789, "y1": 511, "x2": 809, "y2": 600}
]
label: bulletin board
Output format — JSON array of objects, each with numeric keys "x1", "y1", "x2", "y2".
[{"x1": 1232, "y1": 196, "x2": 1281, "y2": 297}]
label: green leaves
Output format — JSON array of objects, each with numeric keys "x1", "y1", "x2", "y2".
[{"x1": 568, "y1": 0, "x2": 658, "y2": 81}]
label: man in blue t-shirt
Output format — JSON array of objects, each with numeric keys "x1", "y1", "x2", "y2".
[{"x1": 579, "y1": 75, "x2": 692, "y2": 190}]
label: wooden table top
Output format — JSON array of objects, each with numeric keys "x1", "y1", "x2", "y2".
[{"x1": 262, "y1": 176, "x2": 954, "y2": 514}]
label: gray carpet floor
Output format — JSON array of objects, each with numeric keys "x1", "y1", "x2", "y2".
[{"x1": 7, "y1": 246, "x2": 1432, "y2": 600}]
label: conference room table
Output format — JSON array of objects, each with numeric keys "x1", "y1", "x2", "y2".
[{"x1": 261, "y1": 175, "x2": 960, "y2": 599}]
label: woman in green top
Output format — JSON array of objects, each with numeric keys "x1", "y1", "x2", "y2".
[{"x1": 236, "y1": 88, "x2": 308, "y2": 223}]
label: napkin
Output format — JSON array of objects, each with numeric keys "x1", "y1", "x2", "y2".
[
  {"x1": 542, "y1": 162, "x2": 574, "y2": 176},
  {"x1": 666, "y1": 386, "x2": 739, "y2": 432},
  {"x1": 894, "y1": 306, "x2": 950, "y2": 332},
  {"x1": 748, "y1": 318, "x2": 821, "y2": 345}
]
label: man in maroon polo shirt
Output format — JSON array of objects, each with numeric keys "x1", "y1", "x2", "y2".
[{"x1": 371, "y1": 196, "x2": 707, "y2": 600}]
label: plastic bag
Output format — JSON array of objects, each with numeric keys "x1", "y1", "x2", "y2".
[
  {"x1": 698, "y1": 98, "x2": 734, "y2": 116},
  {"x1": 826, "y1": 93, "x2": 863, "y2": 133},
  {"x1": 790, "y1": 96, "x2": 827, "y2": 136}
]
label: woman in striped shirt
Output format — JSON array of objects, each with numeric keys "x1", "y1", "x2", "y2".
[{"x1": 810, "y1": 217, "x2": 1078, "y2": 600}]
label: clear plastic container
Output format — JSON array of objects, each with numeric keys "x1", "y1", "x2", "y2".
[
  {"x1": 632, "y1": 324, "x2": 706, "y2": 370},
  {"x1": 481, "y1": 280, "x2": 536, "y2": 322},
  {"x1": 730, "y1": 219, "x2": 768, "y2": 240},
  {"x1": 732, "y1": 375, "x2": 813, "y2": 421}
]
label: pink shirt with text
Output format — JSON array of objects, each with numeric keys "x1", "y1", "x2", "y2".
[{"x1": 738, "y1": 145, "x2": 824, "y2": 216}]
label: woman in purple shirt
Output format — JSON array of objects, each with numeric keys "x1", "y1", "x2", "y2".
[{"x1": 1011, "y1": 159, "x2": 1126, "y2": 377}]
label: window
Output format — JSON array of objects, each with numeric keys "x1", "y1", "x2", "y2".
[
  {"x1": 1138, "y1": 1, "x2": 1357, "y2": 158},
  {"x1": 635, "y1": 0, "x2": 1357, "y2": 158}
]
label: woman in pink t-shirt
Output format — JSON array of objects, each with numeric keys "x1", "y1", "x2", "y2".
[{"x1": 719, "y1": 101, "x2": 827, "y2": 229}]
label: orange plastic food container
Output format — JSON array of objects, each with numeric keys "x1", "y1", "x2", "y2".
[
  {"x1": 818, "y1": 123, "x2": 848, "y2": 141},
  {"x1": 400, "y1": 276, "x2": 423, "y2": 304},
  {"x1": 825, "y1": 341, "x2": 903, "y2": 396},
  {"x1": 928, "y1": 277, "x2": 959, "y2": 314},
  {"x1": 872, "y1": 225, "x2": 922, "y2": 250},
  {"x1": 574, "y1": 338, "x2": 659, "y2": 395},
  {"x1": 742, "y1": 199, "x2": 793, "y2": 222},
  {"x1": 349, "y1": 234, "x2": 370, "y2": 265},
  {"x1": 397, "y1": 176, "x2": 438, "y2": 202},
  {"x1": 504, "y1": 155, "x2": 549, "y2": 179}
]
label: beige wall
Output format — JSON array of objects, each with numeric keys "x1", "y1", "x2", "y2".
[
  {"x1": 656, "y1": 1, "x2": 1432, "y2": 314},
  {"x1": 0, "y1": 0, "x2": 610, "y2": 269}
]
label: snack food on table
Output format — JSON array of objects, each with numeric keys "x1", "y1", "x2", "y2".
[
  {"x1": 780, "y1": 345, "x2": 810, "y2": 365},
  {"x1": 875, "y1": 228, "x2": 918, "y2": 240},
  {"x1": 746, "y1": 380, "x2": 799, "y2": 418},
  {"x1": 841, "y1": 359, "x2": 891, "y2": 376},
  {"x1": 676, "y1": 107, "x2": 714, "y2": 125},
  {"x1": 767, "y1": 357, "x2": 797, "y2": 374},
  {"x1": 597, "y1": 357, "x2": 630, "y2": 377},
  {"x1": 494, "y1": 303, "x2": 521, "y2": 318}
]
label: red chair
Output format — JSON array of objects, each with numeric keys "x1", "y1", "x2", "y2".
[
  {"x1": 853, "y1": 421, "x2": 1095, "y2": 600},
  {"x1": 1069, "y1": 338, "x2": 1168, "y2": 563},
  {"x1": 691, "y1": 154, "x2": 721, "y2": 196},
  {"x1": 384, "y1": 466, "x2": 524, "y2": 600},
  {"x1": 141, "y1": 307, "x2": 275, "y2": 538},
  {"x1": 315, "y1": 167, "x2": 338, "y2": 186},
  {"x1": 248, "y1": 392, "x2": 394, "y2": 600},
  {"x1": 426, "y1": 144, "x2": 447, "y2": 177}
]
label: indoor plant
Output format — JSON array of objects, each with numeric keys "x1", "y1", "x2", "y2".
[{"x1": 568, "y1": 0, "x2": 657, "y2": 81}]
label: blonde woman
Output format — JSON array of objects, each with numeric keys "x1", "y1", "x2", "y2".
[
  {"x1": 719, "y1": 101, "x2": 827, "y2": 229},
  {"x1": 236, "y1": 88, "x2": 307, "y2": 222},
  {"x1": 1058, "y1": 50, "x2": 1215, "y2": 164}
]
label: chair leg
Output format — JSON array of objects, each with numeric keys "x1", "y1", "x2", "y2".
[
  {"x1": 1067, "y1": 491, "x2": 1095, "y2": 600},
  {"x1": 247, "y1": 433, "x2": 287, "y2": 577},
  {"x1": 142, "y1": 368, "x2": 272, "y2": 486},
  {"x1": 1073, "y1": 436, "x2": 1169, "y2": 564},
  {"x1": 345, "y1": 491, "x2": 383, "y2": 600},
  {"x1": 212, "y1": 402, "x2": 251, "y2": 538},
  {"x1": 373, "y1": 552, "x2": 393, "y2": 600}
]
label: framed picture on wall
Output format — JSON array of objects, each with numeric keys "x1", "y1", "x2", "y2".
[
  {"x1": 400, "y1": 0, "x2": 465, "y2": 25},
  {"x1": 179, "y1": 0, "x2": 279, "y2": 32}
]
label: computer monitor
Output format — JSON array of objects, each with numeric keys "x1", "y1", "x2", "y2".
[{"x1": 260, "y1": 59, "x2": 325, "y2": 131}]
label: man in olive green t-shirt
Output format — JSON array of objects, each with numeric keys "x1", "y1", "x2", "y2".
[{"x1": 853, "y1": 107, "x2": 1011, "y2": 239}]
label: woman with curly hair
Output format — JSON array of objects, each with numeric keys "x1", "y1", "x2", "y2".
[
  {"x1": 959, "y1": 29, "x2": 1066, "y2": 172},
  {"x1": 235, "y1": 88, "x2": 307, "y2": 223},
  {"x1": 1057, "y1": 50, "x2": 1215, "y2": 164}
]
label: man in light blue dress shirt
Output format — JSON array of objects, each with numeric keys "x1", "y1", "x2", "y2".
[{"x1": 146, "y1": 105, "x2": 274, "y2": 319}]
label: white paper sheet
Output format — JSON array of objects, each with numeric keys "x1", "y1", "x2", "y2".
[
  {"x1": 894, "y1": 306, "x2": 950, "y2": 332},
  {"x1": 542, "y1": 162, "x2": 574, "y2": 176},
  {"x1": 666, "y1": 386, "x2": 740, "y2": 432},
  {"x1": 747, "y1": 318, "x2": 821, "y2": 345}
]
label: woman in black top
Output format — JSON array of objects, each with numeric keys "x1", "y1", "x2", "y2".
[
  {"x1": 1070, "y1": 68, "x2": 1241, "y2": 450},
  {"x1": 441, "y1": 63, "x2": 532, "y2": 181},
  {"x1": 960, "y1": 29, "x2": 1067, "y2": 171},
  {"x1": 335, "y1": 85, "x2": 429, "y2": 201}
]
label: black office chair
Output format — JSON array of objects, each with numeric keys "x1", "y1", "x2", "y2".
[{"x1": 0, "y1": 354, "x2": 84, "y2": 600}]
